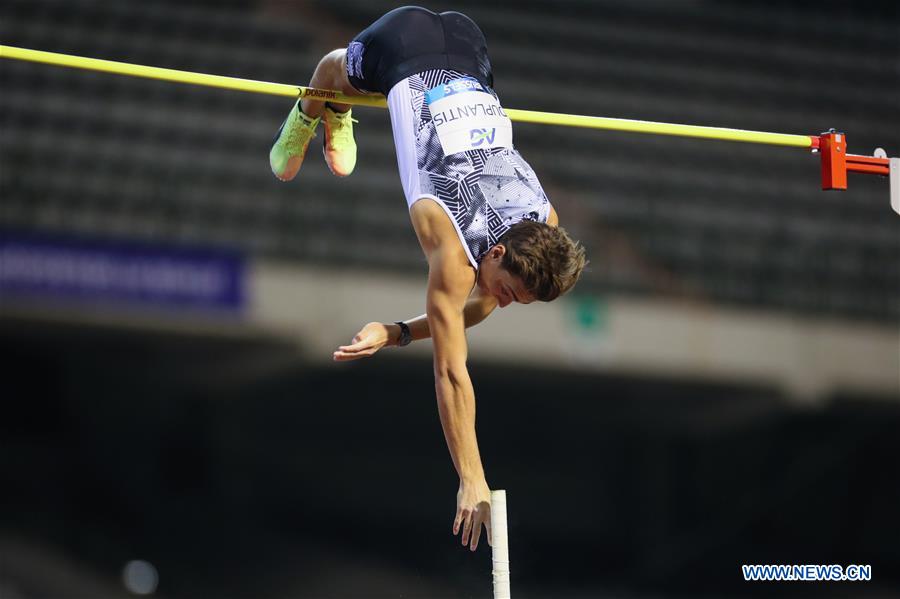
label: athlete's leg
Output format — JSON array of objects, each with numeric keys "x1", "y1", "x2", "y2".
[
  {"x1": 303, "y1": 49, "x2": 365, "y2": 177},
  {"x1": 270, "y1": 49, "x2": 364, "y2": 181},
  {"x1": 300, "y1": 49, "x2": 358, "y2": 117}
]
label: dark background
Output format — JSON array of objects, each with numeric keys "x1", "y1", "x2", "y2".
[
  {"x1": 4, "y1": 319, "x2": 898, "y2": 598},
  {"x1": 2, "y1": 0, "x2": 899, "y2": 597}
]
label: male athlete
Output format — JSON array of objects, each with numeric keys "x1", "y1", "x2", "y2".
[{"x1": 270, "y1": 6, "x2": 586, "y2": 552}]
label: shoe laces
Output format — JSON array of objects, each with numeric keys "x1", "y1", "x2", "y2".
[
  {"x1": 328, "y1": 111, "x2": 358, "y2": 144},
  {"x1": 286, "y1": 117, "x2": 317, "y2": 152}
]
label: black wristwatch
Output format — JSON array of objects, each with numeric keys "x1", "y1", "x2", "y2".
[{"x1": 394, "y1": 321, "x2": 412, "y2": 347}]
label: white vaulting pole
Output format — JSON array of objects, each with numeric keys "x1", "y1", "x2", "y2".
[{"x1": 491, "y1": 490, "x2": 510, "y2": 599}]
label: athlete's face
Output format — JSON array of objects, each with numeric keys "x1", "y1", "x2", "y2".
[{"x1": 478, "y1": 245, "x2": 535, "y2": 308}]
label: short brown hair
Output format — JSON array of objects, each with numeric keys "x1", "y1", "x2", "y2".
[{"x1": 496, "y1": 221, "x2": 587, "y2": 301}]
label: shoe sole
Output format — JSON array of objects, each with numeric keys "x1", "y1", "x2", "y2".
[{"x1": 271, "y1": 118, "x2": 290, "y2": 181}]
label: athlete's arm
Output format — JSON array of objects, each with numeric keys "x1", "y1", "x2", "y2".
[
  {"x1": 335, "y1": 204, "x2": 556, "y2": 360},
  {"x1": 332, "y1": 286, "x2": 497, "y2": 361},
  {"x1": 334, "y1": 205, "x2": 557, "y2": 360},
  {"x1": 425, "y1": 243, "x2": 492, "y2": 552},
  {"x1": 402, "y1": 284, "x2": 497, "y2": 341}
]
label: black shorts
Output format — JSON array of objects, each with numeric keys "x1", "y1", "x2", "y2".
[{"x1": 345, "y1": 6, "x2": 494, "y2": 96}]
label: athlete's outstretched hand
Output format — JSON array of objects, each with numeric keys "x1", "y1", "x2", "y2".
[
  {"x1": 454, "y1": 477, "x2": 492, "y2": 552},
  {"x1": 333, "y1": 321, "x2": 391, "y2": 361}
]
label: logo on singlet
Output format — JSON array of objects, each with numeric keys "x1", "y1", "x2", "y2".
[
  {"x1": 425, "y1": 77, "x2": 512, "y2": 155},
  {"x1": 470, "y1": 128, "x2": 496, "y2": 147},
  {"x1": 425, "y1": 77, "x2": 484, "y2": 104}
]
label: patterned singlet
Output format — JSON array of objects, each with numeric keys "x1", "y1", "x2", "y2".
[{"x1": 386, "y1": 69, "x2": 551, "y2": 268}]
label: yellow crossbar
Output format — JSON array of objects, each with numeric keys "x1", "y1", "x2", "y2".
[{"x1": 1, "y1": 44, "x2": 814, "y2": 148}]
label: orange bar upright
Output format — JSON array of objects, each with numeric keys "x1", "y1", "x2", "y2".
[{"x1": 819, "y1": 132, "x2": 847, "y2": 190}]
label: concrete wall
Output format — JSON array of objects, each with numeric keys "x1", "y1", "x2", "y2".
[{"x1": 251, "y1": 260, "x2": 900, "y2": 402}]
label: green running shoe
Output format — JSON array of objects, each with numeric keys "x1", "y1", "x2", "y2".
[
  {"x1": 270, "y1": 100, "x2": 320, "y2": 182},
  {"x1": 322, "y1": 106, "x2": 358, "y2": 177}
]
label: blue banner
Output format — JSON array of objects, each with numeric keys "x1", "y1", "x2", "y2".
[{"x1": 0, "y1": 230, "x2": 245, "y2": 312}]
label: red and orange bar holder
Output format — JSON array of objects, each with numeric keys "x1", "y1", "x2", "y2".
[
  {"x1": 816, "y1": 130, "x2": 891, "y2": 189},
  {"x1": 815, "y1": 130, "x2": 898, "y2": 214}
]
